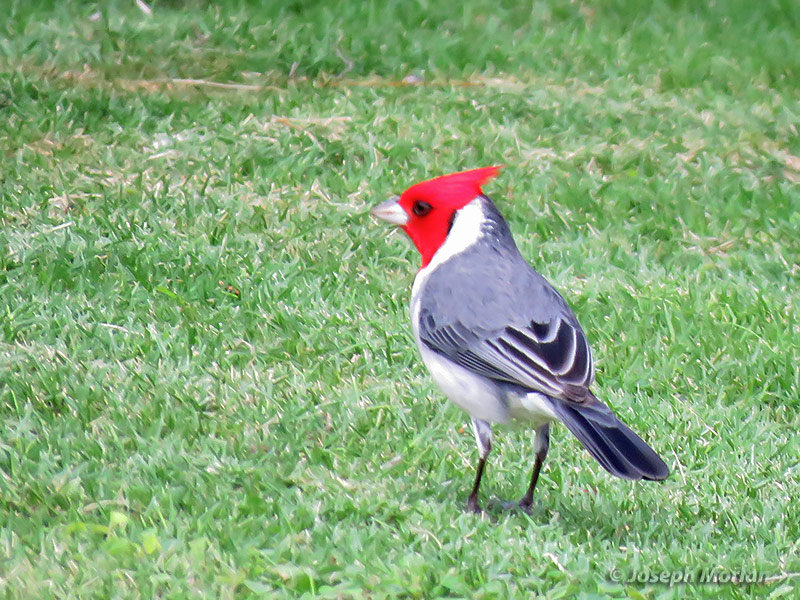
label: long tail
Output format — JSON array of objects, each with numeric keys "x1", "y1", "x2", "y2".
[{"x1": 550, "y1": 393, "x2": 669, "y2": 481}]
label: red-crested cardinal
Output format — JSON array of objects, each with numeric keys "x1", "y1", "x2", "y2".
[{"x1": 371, "y1": 167, "x2": 668, "y2": 513}]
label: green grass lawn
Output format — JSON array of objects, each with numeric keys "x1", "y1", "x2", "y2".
[{"x1": 1, "y1": 0, "x2": 799, "y2": 598}]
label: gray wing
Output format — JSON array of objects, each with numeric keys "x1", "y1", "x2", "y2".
[
  {"x1": 419, "y1": 311, "x2": 594, "y2": 401},
  {"x1": 417, "y1": 242, "x2": 594, "y2": 402}
]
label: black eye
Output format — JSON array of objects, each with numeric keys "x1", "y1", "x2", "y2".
[{"x1": 412, "y1": 200, "x2": 432, "y2": 216}]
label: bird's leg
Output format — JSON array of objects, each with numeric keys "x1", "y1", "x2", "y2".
[
  {"x1": 519, "y1": 423, "x2": 550, "y2": 513},
  {"x1": 467, "y1": 418, "x2": 492, "y2": 513}
]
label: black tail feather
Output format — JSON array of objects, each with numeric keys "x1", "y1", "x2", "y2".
[{"x1": 551, "y1": 394, "x2": 669, "y2": 481}]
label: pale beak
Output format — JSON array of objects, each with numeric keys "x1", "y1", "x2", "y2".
[{"x1": 370, "y1": 196, "x2": 408, "y2": 226}]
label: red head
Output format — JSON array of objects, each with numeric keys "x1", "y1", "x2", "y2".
[{"x1": 371, "y1": 167, "x2": 502, "y2": 267}]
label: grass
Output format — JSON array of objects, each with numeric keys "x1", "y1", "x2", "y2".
[{"x1": 1, "y1": 0, "x2": 798, "y2": 598}]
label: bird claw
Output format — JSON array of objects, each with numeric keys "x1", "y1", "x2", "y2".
[{"x1": 517, "y1": 499, "x2": 533, "y2": 514}]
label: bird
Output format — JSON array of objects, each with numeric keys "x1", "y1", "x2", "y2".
[{"x1": 370, "y1": 166, "x2": 669, "y2": 513}]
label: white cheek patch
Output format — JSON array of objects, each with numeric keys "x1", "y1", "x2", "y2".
[{"x1": 427, "y1": 200, "x2": 486, "y2": 270}]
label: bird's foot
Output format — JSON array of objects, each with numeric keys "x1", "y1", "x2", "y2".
[
  {"x1": 517, "y1": 497, "x2": 533, "y2": 514},
  {"x1": 466, "y1": 495, "x2": 482, "y2": 514}
]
